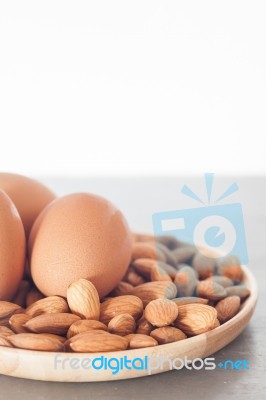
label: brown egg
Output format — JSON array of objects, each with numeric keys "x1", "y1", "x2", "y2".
[
  {"x1": 0, "y1": 173, "x2": 56, "y2": 238},
  {"x1": 29, "y1": 193, "x2": 133, "y2": 298},
  {"x1": 0, "y1": 190, "x2": 26, "y2": 300}
]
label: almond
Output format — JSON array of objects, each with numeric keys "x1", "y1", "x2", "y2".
[
  {"x1": 132, "y1": 242, "x2": 166, "y2": 262},
  {"x1": 67, "y1": 279, "x2": 100, "y2": 320},
  {"x1": 67, "y1": 328, "x2": 107, "y2": 342},
  {"x1": 131, "y1": 281, "x2": 177, "y2": 306},
  {"x1": 172, "y1": 297, "x2": 208, "y2": 306},
  {"x1": 192, "y1": 253, "x2": 217, "y2": 279},
  {"x1": 110, "y1": 282, "x2": 134, "y2": 296},
  {"x1": 150, "y1": 265, "x2": 172, "y2": 282},
  {"x1": 24, "y1": 313, "x2": 80, "y2": 335},
  {"x1": 108, "y1": 313, "x2": 136, "y2": 336},
  {"x1": 205, "y1": 276, "x2": 234, "y2": 288},
  {"x1": 155, "y1": 235, "x2": 180, "y2": 250},
  {"x1": 0, "y1": 335, "x2": 12, "y2": 347},
  {"x1": 125, "y1": 268, "x2": 146, "y2": 286},
  {"x1": 213, "y1": 319, "x2": 221, "y2": 329},
  {"x1": 155, "y1": 242, "x2": 178, "y2": 267},
  {"x1": 0, "y1": 326, "x2": 14, "y2": 337},
  {"x1": 225, "y1": 285, "x2": 250, "y2": 300},
  {"x1": 64, "y1": 329, "x2": 107, "y2": 350},
  {"x1": 26, "y1": 287, "x2": 45, "y2": 307},
  {"x1": 144, "y1": 299, "x2": 178, "y2": 327},
  {"x1": 9, "y1": 313, "x2": 31, "y2": 334},
  {"x1": 150, "y1": 327, "x2": 187, "y2": 344},
  {"x1": 172, "y1": 245, "x2": 196, "y2": 264},
  {"x1": 9, "y1": 333, "x2": 65, "y2": 351},
  {"x1": 67, "y1": 319, "x2": 107, "y2": 339},
  {"x1": 26, "y1": 296, "x2": 69, "y2": 317},
  {"x1": 69, "y1": 331, "x2": 128, "y2": 352},
  {"x1": 215, "y1": 296, "x2": 241, "y2": 323},
  {"x1": 132, "y1": 259, "x2": 176, "y2": 279},
  {"x1": 41, "y1": 333, "x2": 66, "y2": 343},
  {"x1": 174, "y1": 304, "x2": 218, "y2": 335},
  {"x1": 136, "y1": 315, "x2": 153, "y2": 335},
  {"x1": 100, "y1": 295, "x2": 143, "y2": 325},
  {"x1": 0, "y1": 301, "x2": 23, "y2": 320},
  {"x1": 132, "y1": 232, "x2": 155, "y2": 243},
  {"x1": 197, "y1": 280, "x2": 227, "y2": 301},
  {"x1": 218, "y1": 256, "x2": 243, "y2": 281},
  {"x1": 174, "y1": 266, "x2": 198, "y2": 297},
  {"x1": 132, "y1": 258, "x2": 158, "y2": 278},
  {"x1": 125, "y1": 333, "x2": 158, "y2": 349},
  {"x1": 157, "y1": 262, "x2": 177, "y2": 278}
]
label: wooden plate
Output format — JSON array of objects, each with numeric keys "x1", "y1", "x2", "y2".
[{"x1": 0, "y1": 265, "x2": 258, "y2": 382}]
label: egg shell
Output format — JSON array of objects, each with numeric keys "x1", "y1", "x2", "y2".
[
  {"x1": 0, "y1": 173, "x2": 56, "y2": 237},
  {"x1": 0, "y1": 190, "x2": 26, "y2": 301},
  {"x1": 29, "y1": 193, "x2": 133, "y2": 298}
]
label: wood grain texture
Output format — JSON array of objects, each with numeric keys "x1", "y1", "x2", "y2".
[{"x1": 0, "y1": 265, "x2": 257, "y2": 382}]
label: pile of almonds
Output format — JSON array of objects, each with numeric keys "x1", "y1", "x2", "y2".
[{"x1": 0, "y1": 234, "x2": 250, "y2": 353}]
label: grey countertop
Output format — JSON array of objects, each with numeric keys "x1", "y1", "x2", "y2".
[{"x1": 0, "y1": 176, "x2": 265, "y2": 400}]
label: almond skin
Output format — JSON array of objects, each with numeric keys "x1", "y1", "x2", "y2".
[
  {"x1": 174, "y1": 304, "x2": 218, "y2": 336},
  {"x1": 131, "y1": 281, "x2": 177, "y2": 306},
  {"x1": 174, "y1": 266, "x2": 198, "y2": 297},
  {"x1": 172, "y1": 245, "x2": 196, "y2": 264},
  {"x1": 0, "y1": 336, "x2": 13, "y2": 347},
  {"x1": 150, "y1": 265, "x2": 172, "y2": 282},
  {"x1": 125, "y1": 333, "x2": 158, "y2": 349},
  {"x1": 67, "y1": 279, "x2": 100, "y2": 320},
  {"x1": 41, "y1": 333, "x2": 66, "y2": 343},
  {"x1": 132, "y1": 258, "x2": 156, "y2": 277},
  {"x1": 171, "y1": 297, "x2": 208, "y2": 306},
  {"x1": 9, "y1": 333, "x2": 65, "y2": 351},
  {"x1": 9, "y1": 313, "x2": 31, "y2": 333},
  {"x1": 131, "y1": 242, "x2": 166, "y2": 262},
  {"x1": 212, "y1": 319, "x2": 221, "y2": 329},
  {"x1": 24, "y1": 313, "x2": 80, "y2": 335},
  {"x1": 110, "y1": 282, "x2": 134, "y2": 296},
  {"x1": 215, "y1": 296, "x2": 241, "y2": 323},
  {"x1": 205, "y1": 276, "x2": 234, "y2": 288},
  {"x1": 67, "y1": 319, "x2": 107, "y2": 339},
  {"x1": 150, "y1": 327, "x2": 187, "y2": 344},
  {"x1": 144, "y1": 299, "x2": 178, "y2": 327},
  {"x1": 69, "y1": 331, "x2": 128, "y2": 352},
  {"x1": 155, "y1": 242, "x2": 178, "y2": 267},
  {"x1": 131, "y1": 232, "x2": 155, "y2": 243},
  {"x1": 108, "y1": 313, "x2": 136, "y2": 336},
  {"x1": 125, "y1": 268, "x2": 146, "y2": 286},
  {"x1": 155, "y1": 235, "x2": 180, "y2": 250},
  {"x1": 136, "y1": 315, "x2": 153, "y2": 335},
  {"x1": 132, "y1": 259, "x2": 176, "y2": 279},
  {"x1": 218, "y1": 256, "x2": 243, "y2": 281},
  {"x1": 100, "y1": 295, "x2": 143, "y2": 325},
  {"x1": 0, "y1": 326, "x2": 15, "y2": 337},
  {"x1": 197, "y1": 280, "x2": 227, "y2": 301},
  {"x1": 192, "y1": 253, "x2": 217, "y2": 279},
  {"x1": 25, "y1": 296, "x2": 69, "y2": 317},
  {"x1": 0, "y1": 301, "x2": 23, "y2": 319},
  {"x1": 225, "y1": 285, "x2": 250, "y2": 300}
]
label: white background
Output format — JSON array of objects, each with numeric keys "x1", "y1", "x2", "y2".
[{"x1": 0, "y1": 1, "x2": 266, "y2": 177}]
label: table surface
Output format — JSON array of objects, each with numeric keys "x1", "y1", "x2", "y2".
[{"x1": 0, "y1": 176, "x2": 265, "y2": 400}]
